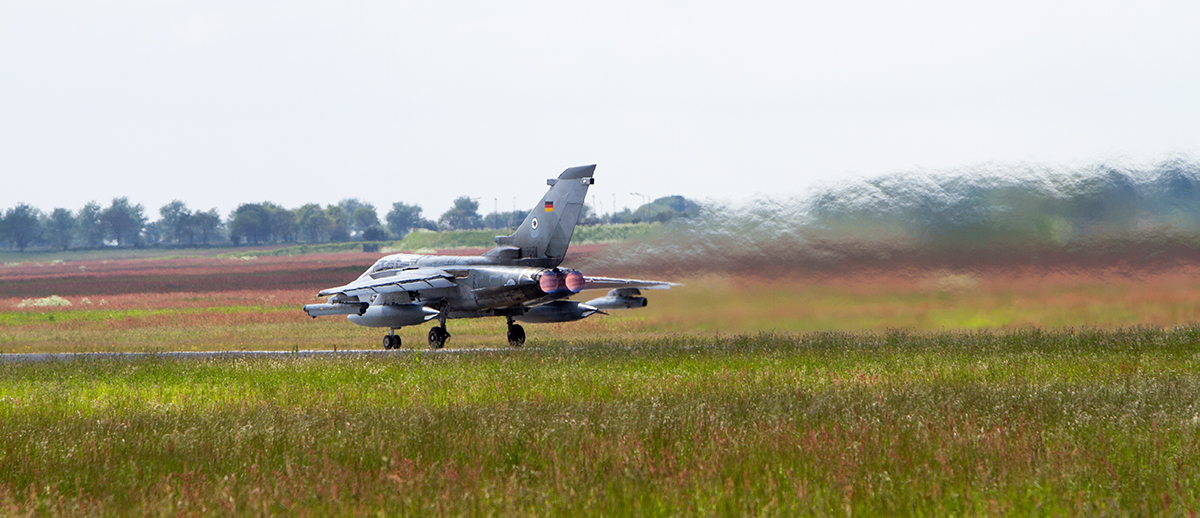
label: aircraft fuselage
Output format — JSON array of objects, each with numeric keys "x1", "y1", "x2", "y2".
[{"x1": 304, "y1": 164, "x2": 671, "y2": 349}]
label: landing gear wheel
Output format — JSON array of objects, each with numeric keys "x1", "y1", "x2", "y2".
[
  {"x1": 506, "y1": 324, "x2": 526, "y2": 348},
  {"x1": 428, "y1": 326, "x2": 449, "y2": 349},
  {"x1": 383, "y1": 334, "x2": 400, "y2": 350}
]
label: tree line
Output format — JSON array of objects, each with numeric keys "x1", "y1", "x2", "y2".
[{"x1": 0, "y1": 195, "x2": 698, "y2": 252}]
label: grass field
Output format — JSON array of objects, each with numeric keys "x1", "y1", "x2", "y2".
[
  {"x1": 5, "y1": 252, "x2": 1200, "y2": 353},
  {"x1": 2, "y1": 330, "x2": 1199, "y2": 515},
  {"x1": 3, "y1": 250, "x2": 1200, "y2": 515}
]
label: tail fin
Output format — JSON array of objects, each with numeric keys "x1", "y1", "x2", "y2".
[{"x1": 489, "y1": 164, "x2": 595, "y2": 267}]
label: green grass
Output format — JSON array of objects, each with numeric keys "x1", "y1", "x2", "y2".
[
  {"x1": 571, "y1": 223, "x2": 662, "y2": 244},
  {"x1": 396, "y1": 229, "x2": 498, "y2": 250},
  {"x1": 0, "y1": 302, "x2": 657, "y2": 354},
  {"x1": 0, "y1": 306, "x2": 291, "y2": 327},
  {"x1": 640, "y1": 274, "x2": 1200, "y2": 333},
  {"x1": 1, "y1": 329, "x2": 1199, "y2": 516}
]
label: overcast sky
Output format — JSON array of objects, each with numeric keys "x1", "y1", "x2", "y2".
[{"x1": 3, "y1": 1, "x2": 1198, "y2": 219}]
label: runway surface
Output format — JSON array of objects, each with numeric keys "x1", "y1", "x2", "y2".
[{"x1": 0, "y1": 348, "x2": 512, "y2": 363}]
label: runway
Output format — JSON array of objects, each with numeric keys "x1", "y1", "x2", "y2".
[{"x1": 0, "y1": 348, "x2": 513, "y2": 363}]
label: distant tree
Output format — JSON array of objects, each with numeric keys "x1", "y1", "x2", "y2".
[
  {"x1": 193, "y1": 209, "x2": 222, "y2": 244},
  {"x1": 482, "y1": 212, "x2": 504, "y2": 230},
  {"x1": 46, "y1": 208, "x2": 76, "y2": 251},
  {"x1": 608, "y1": 207, "x2": 634, "y2": 225},
  {"x1": 296, "y1": 204, "x2": 332, "y2": 243},
  {"x1": 650, "y1": 195, "x2": 701, "y2": 215},
  {"x1": 578, "y1": 204, "x2": 599, "y2": 226},
  {"x1": 337, "y1": 199, "x2": 380, "y2": 239},
  {"x1": 352, "y1": 206, "x2": 381, "y2": 238},
  {"x1": 438, "y1": 196, "x2": 483, "y2": 230},
  {"x1": 386, "y1": 202, "x2": 429, "y2": 238},
  {"x1": 326, "y1": 205, "x2": 351, "y2": 242},
  {"x1": 264, "y1": 203, "x2": 296, "y2": 243},
  {"x1": 338, "y1": 199, "x2": 369, "y2": 219},
  {"x1": 78, "y1": 201, "x2": 106, "y2": 247},
  {"x1": 158, "y1": 200, "x2": 193, "y2": 245},
  {"x1": 228, "y1": 203, "x2": 271, "y2": 245},
  {"x1": 100, "y1": 197, "x2": 146, "y2": 247},
  {"x1": 141, "y1": 220, "x2": 164, "y2": 245},
  {"x1": 2, "y1": 203, "x2": 42, "y2": 251},
  {"x1": 627, "y1": 196, "x2": 701, "y2": 224},
  {"x1": 483, "y1": 210, "x2": 528, "y2": 230},
  {"x1": 360, "y1": 225, "x2": 389, "y2": 241}
]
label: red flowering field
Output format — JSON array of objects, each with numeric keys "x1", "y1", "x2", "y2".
[{"x1": 0, "y1": 253, "x2": 374, "y2": 300}]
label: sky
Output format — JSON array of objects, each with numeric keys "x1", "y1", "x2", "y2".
[{"x1": 3, "y1": 1, "x2": 1199, "y2": 220}]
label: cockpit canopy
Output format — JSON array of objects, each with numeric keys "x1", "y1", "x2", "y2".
[{"x1": 360, "y1": 254, "x2": 419, "y2": 279}]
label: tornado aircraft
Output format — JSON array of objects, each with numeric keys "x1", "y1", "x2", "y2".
[{"x1": 303, "y1": 165, "x2": 673, "y2": 349}]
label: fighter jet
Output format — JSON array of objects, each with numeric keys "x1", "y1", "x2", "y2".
[{"x1": 303, "y1": 165, "x2": 673, "y2": 349}]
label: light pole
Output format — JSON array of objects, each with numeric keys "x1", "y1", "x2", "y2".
[{"x1": 630, "y1": 192, "x2": 650, "y2": 207}]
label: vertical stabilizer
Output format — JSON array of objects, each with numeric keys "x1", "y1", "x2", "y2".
[{"x1": 490, "y1": 165, "x2": 595, "y2": 267}]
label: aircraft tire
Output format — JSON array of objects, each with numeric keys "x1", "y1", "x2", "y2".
[
  {"x1": 428, "y1": 327, "x2": 447, "y2": 349},
  {"x1": 507, "y1": 324, "x2": 525, "y2": 348},
  {"x1": 383, "y1": 335, "x2": 400, "y2": 350}
]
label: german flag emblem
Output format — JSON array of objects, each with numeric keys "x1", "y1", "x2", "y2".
[{"x1": 544, "y1": 201, "x2": 554, "y2": 212}]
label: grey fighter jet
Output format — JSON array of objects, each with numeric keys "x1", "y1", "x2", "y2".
[{"x1": 303, "y1": 165, "x2": 673, "y2": 349}]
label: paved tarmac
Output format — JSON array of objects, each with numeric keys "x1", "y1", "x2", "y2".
[{"x1": 0, "y1": 348, "x2": 511, "y2": 363}]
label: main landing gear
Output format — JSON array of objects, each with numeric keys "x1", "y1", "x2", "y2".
[
  {"x1": 428, "y1": 312, "x2": 450, "y2": 349},
  {"x1": 380, "y1": 326, "x2": 446, "y2": 350},
  {"x1": 381, "y1": 315, "x2": 523, "y2": 350},
  {"x1": 506, "y1": 316, "x2": 525, "y2": 348},
  {"x1": 428, "y1": 325, "x2": 450, "y2": 349},
  {"x1": 383, "y1": 330, "x2": 401, "y2": 350}
]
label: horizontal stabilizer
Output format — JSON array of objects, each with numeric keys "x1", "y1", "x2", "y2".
[{"x1": 586, "y1": 288, "x2": 648, "y2": 310}]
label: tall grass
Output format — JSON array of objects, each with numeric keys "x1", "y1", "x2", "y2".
[
  {"x1": 641, "y1": 271, "x2": 1200, "y2": 333},
  {"x1": 1, "y1": 329, "x2": 1198, "y2": 515}
]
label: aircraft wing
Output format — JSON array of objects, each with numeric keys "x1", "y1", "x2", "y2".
[
  {"x1": 581, "y1": 275, "x2": 677, "y2": 291},
  {"x1": 317, "y1": 267, "x2": 457, "y2": 298}
]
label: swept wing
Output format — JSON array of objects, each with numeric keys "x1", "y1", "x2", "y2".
[{"x1": 317, "y1": 267, "x2": 457, "y2": 299}]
